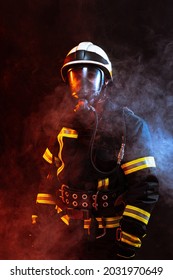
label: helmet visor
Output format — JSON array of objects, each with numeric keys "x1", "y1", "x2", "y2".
[{"x1": 67, "y1": 66, "x2": 104, "y2": 100}]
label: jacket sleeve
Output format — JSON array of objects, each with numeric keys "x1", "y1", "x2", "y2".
[
  {"x1": 31, "y1": 136, "x2": 60, "y2": 224},
  {"x1": 118, "y1": 108, "x2": 159, "y2": 253}
]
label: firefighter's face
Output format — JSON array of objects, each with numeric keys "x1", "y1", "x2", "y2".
[{"x1": 67, "y1": 66, "x2": 104, "y2": 104}]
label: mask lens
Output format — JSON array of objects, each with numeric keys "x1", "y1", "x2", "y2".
[{"x1": 67, "y1": 67, "x2": 103, "y2": 98}]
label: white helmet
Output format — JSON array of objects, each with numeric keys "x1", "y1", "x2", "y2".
[{"x1": 61, "y1": 42, "x2": 112, "y2": 82}]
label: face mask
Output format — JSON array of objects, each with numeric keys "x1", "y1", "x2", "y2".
[{"x1": 67, "y1": 66, "x2": 104, "y2": 107}]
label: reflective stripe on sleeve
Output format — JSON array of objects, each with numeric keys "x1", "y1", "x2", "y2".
[
  {"x1": 43, "y1": 148, "x2": 60, "y2": 166},
  {"x1": 43, "y1": 148, "x2": 53, "y2": 164},
  {"x1": 121, "y1": 156, "x2": 156, "y2": 175},
  {"x1": 36, "y1": 193, "x2": 56, "y2": 205},
  {"x1": 121, "y1": 231, "x2": 142, "y2": 248},
  {"x1": 123, "y1": 204, "x2": 150, "y2": 225}
]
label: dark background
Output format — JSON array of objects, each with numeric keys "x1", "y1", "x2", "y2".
[{"x1": 0, "y1": 0, "x2": 173, "y2": 260}]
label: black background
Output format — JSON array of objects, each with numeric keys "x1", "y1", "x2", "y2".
[{"x1": 0, "y1": 0, "x2": 173, "y2": 259}]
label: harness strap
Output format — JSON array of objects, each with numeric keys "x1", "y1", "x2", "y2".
[
  {"x1": 56, "y1": 205, "x2": 122, "y2": 230},
  {"x1": 57, "y1": 184, "x2": 123, "y2": 239},
  {"x1": 84, "y1": 216, "x2": 122, "y2": 229}
]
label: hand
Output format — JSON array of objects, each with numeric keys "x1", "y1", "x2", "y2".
[
  {"x1": 116, "y1": 227, "x2": 136, "y2": 259},
  {"x1": 116, "y1": 242, "x2": 136, "y2": 259}
]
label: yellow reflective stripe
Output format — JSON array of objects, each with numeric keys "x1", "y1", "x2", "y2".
[
  {"x1": 60, "y1": 215, "x2": 70, "y2": 225},
  {"x1": 36, "y1": 193, "x2": 56, "y2": 205},
  {"x1": 57, "y1": 132, "x2": 64, "y2": 175},
  {"x1": 43, "y1": 148, "x2": 53, "y2": 164},
  {"x1": 55, "y1": 205, "x2": 70, "y2": 225},
  {"x1": 43, "y1": 148, "x2": 60, "y2": 167},
  {"x1": 121, "y1": 156, "x2": 156, "y2": 175},
  {"x1": 59, "y1": 127, "x2": 78, "y2": 138},
  {"x1": 57, "y1": 127, "x2": 78, "y2": 175},
  {"x1": 121, "y1": 231, "x2": 142, "y2": 248},
  {"x1": 97, "y1": 178, "x2": 109, "y2": 190},
  {"x1": 31, "y1": 215, "x2": 38, "y2": 224},
  {"x1": 84, "y1": 216, "x2": 122, "y2": 229},
  {"x1": 123, "y1": 205, "x2": 150, "y2": 225}
]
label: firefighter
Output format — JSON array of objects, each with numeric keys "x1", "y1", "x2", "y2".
[{"x1": 32, "y1": 42, "x2": 159, "y2": 259}]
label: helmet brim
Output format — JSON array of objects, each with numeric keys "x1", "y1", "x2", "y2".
[{"x1": 61, "y1": 60, "x2": 112, "y2": 82}]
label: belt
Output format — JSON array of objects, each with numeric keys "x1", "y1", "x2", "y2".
[
  {"x1": 58, "y1": 184, "x2": 117, "y2": 211},
  {"x1": 57, "y1": 184, "x2": 122, "y2": 240}
]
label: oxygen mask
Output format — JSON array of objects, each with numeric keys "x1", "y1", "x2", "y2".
[{"x1": 67, "y1": 66, "x2": 104, "y2": 113}]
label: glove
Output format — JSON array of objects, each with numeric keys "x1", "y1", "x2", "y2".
[
  {"x1": 116, "y1": 215, "x2": 147, "y2": 259},
  {"x1": 116, "y1": 227, "x2": 139, "y2": 259},
  {"x1": 116, "y1": 242, "x2": 136, "y2": 259}
]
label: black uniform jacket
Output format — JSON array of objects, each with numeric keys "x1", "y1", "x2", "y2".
[{"x1": 34, "y1": 105, "x2": 159, "y2": 249}]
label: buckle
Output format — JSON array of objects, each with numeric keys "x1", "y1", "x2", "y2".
[
  {"x1": 59, "y1": 184, "x2": 69, "y2": 203},
  {"x1": 116, "y1": 227, "x2": 122, "y2": 241},
  {"x1": 93, "y1": 190, "x2": 99, "y2": 210},
  {"x1": 96, "y1": 217, "x2": 106, "y2": 239}
]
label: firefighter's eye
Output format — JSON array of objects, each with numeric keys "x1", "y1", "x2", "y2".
[{"x1": 88, "y1": 73, "x2": 96, "y2": 82}]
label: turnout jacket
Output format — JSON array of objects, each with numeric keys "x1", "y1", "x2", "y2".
[{"x1": 33, "y1": 105, "x2": 159, "y2": 253}]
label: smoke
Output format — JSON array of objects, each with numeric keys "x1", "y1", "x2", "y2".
[{"x1": 107, "y1": 43, "x2": 173, "y2": 205}]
